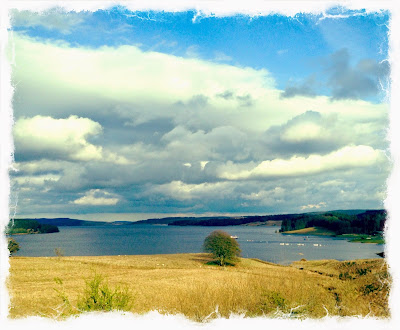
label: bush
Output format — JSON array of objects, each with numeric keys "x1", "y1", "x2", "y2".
[
  {"x1": 77, "y1": 274, "x2": 133, "y2": 312},
  {"x1": 203, "y1": 230, "x2": 241, "y2": 266},
  {"x1": 8, "y1": 238, "x2": 20, "y2": 255}
]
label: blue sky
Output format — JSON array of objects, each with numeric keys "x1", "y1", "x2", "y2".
[{"x1": 8, "y1": 6, "x2": 391, "y2": 220}]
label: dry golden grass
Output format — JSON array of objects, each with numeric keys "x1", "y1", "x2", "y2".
[
  {"x1": 283, "y1": 227, "x2": 336, "y2": 235},
  {"x1": 7, "y1": 253, "x2": 390, "y2": 321}
]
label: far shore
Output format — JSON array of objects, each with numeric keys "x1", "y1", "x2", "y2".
[{"x1": 281, "y1": 227, "x2": 385, "y2": 244}]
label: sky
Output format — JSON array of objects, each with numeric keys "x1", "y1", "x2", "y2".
[{"x1": 7, "y1": 6, "x2": 391, "y2": 221}]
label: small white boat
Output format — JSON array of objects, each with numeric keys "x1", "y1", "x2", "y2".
[
  {"x1": 280, "y1": 243, "x2": 285, "y2": 245},
  {"x1": 313, "y1": 244, "x2": 319, "y2": 247},
  {"x1": 230, "y1": 235, "x2": 238, "y2": 239}
]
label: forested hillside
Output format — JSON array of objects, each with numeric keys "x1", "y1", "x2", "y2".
[
  {"x1": 280, "y1": 210, "x2": 386, "y2": 235},
  {"x1": 7, "y1": 219, "x2": 59, "y2": 235}
]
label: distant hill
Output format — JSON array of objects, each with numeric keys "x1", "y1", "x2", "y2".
[
  {"x1": 131, "y1": 216, "x2": 230, "y2": 225},
  {"x1": 10, "y1": 209, "x2": 378, "y2": 228},
  {"x1": 13, "y1": 218, "x2": 109, "y2": 227}
]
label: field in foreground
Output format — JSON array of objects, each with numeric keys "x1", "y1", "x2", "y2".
[{"x1": 7, "y1": 254, "x2": 390, "y2": 321}]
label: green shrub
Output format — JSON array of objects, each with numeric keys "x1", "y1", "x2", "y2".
[
  {"x1": 54, "y1": 274, "x2": 133, "y2": 317},
  {"x1": 259, "y1": 290, "x2": 287, "y2": 313},
  {"x1": 8, "y1": 238, "x2": 20, "y2": 255},
  {"x1": 77, "y1": 274, "x2": 133, "y2": 312}
]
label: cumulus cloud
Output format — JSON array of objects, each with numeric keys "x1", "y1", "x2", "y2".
[
  {"x1": 14, "y1": 115, "x2": 103, "y2": 161},
  {"x1": 72, "y1": 189, "x2": 120, "y2": 206},
  {"x1": 217, "y1": 145, "x2": 385, "y2": 180},
  {"x1": 11, "y1": 34, "x2": 275, "y2": 128},
  {"x1": 281, "y1": 49, "x2": 389, "y2": 101},
  {"x1": 326, "y1": 48, "x2": 390, "y2": 100},
  {"x1": 142, "y1": 180, "x2": 235, "y2": 201},
  {"x1": 241, "y1": 187, "x2": 286, "y2": 206},
  {"x1": 13, "y1": 115, "x2": 128, "y2": 164},
  {"x1": 11, "y1": 34, "x2": 387, "y2": 136},
  {"x1": 300, "y1": 202, "x2": 327, "y2": 210},
  {"x1": 262, "y1": 110, "x2": 388, "y2": 157},
  {"x1": 8, "y1": 33, "x2": 390, "y2": 215}
]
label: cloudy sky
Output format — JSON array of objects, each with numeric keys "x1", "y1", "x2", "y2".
[{"x1": 7, "y1": 7, "x2": 391, "y2": 221}]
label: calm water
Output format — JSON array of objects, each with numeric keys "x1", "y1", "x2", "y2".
[{"x1": 12, "y1": 225, "x2": 384, "y2": 265}]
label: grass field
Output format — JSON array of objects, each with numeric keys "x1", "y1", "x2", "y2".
[{"x1": 7, "y1": 253, "x2": 390, "y2": 321}]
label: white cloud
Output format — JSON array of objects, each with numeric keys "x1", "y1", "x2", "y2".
[
  {"x1": 12, "y1": 174, "x2": 61, "y2": 186},
  {"x1": 144, "y1": 180, "x2": 233, "y2": 201},
  {"x1": 13, "y1": 115, "x2": 128, "y2": 164},
  {"x1": 14, "y1": 115, "x2": 103, "y2": 161},
  {"x1": 72, "y1": 189, "x2": 119, "y2": 206},
  {"x1": 8, "y1": 32, "x2": 390, "y2": 214},
  {"x1": 218, "y1": 145, "x2": 385, "y2": 180},
  {"x1": 11, "y1": 33, "x2": 387, "y2": 136},
  {"x1": 281, "y1": 122, "x2": 323, "y2": 142},
  {"x1": 241, "y1": 187, "x2": 286, "y2": 206},
  {"x1": 200, "y1": 161, "x2": 209, "y2": 170},
  {"x1": 300, "y1": 202, "x2": 327, "y2": 210},
  {"x1": 12, "y1": 159, "x2": 67, "y2": 174}
]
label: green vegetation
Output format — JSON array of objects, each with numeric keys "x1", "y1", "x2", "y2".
[
  {"x1": 280, "y1": 210, "x2": 386, "y2": 237},
  {"x1": 54, "y1": 274, "x2": 133, "y2": 317},
  {"x1": 77, "y1": 274, "x2": 133, "y2": 312},
  {"x1": 7, "y1": 219, "x2": 59, "y2": 235},
  {"x1": 8, "y1": 238, "x2": 20, "y2": 255},
  {"x1": 341, "y1": 234, "x2": 385, "y2": 244},
  {"x1": 203, "y1": 230, "x2": 241, "y2": 266}
]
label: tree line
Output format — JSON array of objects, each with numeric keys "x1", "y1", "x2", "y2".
[
  {"x1": 168, "y1": 214, "x2": 299, "y2": 226},
  {"x1": 280, "y1": 210, "x2": 386, "y2": 235}
]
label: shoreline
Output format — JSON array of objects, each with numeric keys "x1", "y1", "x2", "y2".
[
  {"x1": 9, "y1": 252, "x2": 385, "y2": 263},
  {"x1": 281, "y1": 227, "x2": 385, "y2": 244}
]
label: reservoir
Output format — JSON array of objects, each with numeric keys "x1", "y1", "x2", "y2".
[{"x1": 12, "y1": 224, "x2": 384, "y2": 265}]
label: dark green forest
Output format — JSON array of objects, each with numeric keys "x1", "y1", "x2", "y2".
[
  {"x1": 280, "y1": 210, "x2": 386, "y2": 235},
  {"x1": 7, "y1": 219, "x2": 59, "y2": 235},
  {"x1": 167, "y1": 214, "x2": 299, "y2": 226}
]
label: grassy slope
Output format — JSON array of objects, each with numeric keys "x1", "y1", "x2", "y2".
[
  {"x1": 7, "y1": 253, "x2": 390, "y2": 321},
  {"x1": 282, "y1": 227, "x2": 336, "y2": 236}
]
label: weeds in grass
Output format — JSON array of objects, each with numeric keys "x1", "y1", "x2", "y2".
[
  {"x1": 77, "y1": 274, "x2": 133, "y2": 312},
  {"x1": 54, "y1": 274, "x2": 133, "y2": 317},
  {"x1": 53, "y1": 277, "x2": 76, "y2": 317}
]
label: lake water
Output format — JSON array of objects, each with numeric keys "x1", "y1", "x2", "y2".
[{"x1": 12, "y1": 225, "x2": 384, "y2": 265}]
